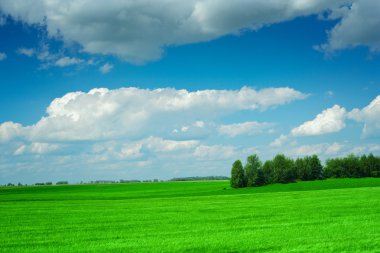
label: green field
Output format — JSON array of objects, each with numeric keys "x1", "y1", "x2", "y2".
[{"x1": 1, "y1": 178, "x2": 380, "y2": 252}]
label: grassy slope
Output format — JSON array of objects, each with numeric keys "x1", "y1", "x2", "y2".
[{"x1": 1, "y1": 178, "x2": 380, "y2": 252}]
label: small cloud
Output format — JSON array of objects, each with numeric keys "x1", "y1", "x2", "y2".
[
  {"x1": 0, "y1": 15, "x2": 5, "y2": 26},
  {"x1": 325, "y1": 90, "x2": 334, "y2": 98},
  {"x1": 270, "y1": 134, "x2": 288, "y2": 148},
  {"x1": 55, "y1": 57, "x2": 84, "y2": 67},
  {"x1": 17, "y1": 48, "x2": 34, "y2": 57},
  {"x1": 219, "y1": 121, "x2": 274, "y2": 137},
  {"x1": 99, "y1": 63, "x2": 113, "y2": 74},
  {"x1": 0, "y1": 52, "x2": 7, "y2": 61}
]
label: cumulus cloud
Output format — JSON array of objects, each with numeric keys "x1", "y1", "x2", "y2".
[
  {"x1": 17, "y1": 47, "x2": 34, "y2": 57},
  {"x1": 55, "y1": 56, "x2": 84, "y2": 67},
  {"x1": 0, "y1": 0, "x2": 355, "y2": 63},
  {"x1": 287, "y1": 142, "x2": 345, "y2": 157},
  {"x1": 99, "y1": 63, "x2": 113, "y2": 74},
  {"x1": 291, "y1": 105, "x2": 347, "y2": 136},
  {"x1": 219, "y1": 121, "x2": 274, "y2": 137},
  {"x1": 0, "y1": 86, "x2": 306, "y2": 142},
  {"x1": 0, "y1": 121, "x2": 24, "y2": 142},
  {"x1": 348, "y1": 95, "x2": 380, "y2": 137},
  {"x1": 193, "y1": 145, "x2": 236, "y2": 160},
  {"x1": 0, "y1": 52, "x2": 6, "y2": 61},
  {"x1": 14, "y1": 142, "x2": 60, "y2": 155},
  {"x1": 270, "y1": 134, "x2": 288, "y2": 148},
  {"x1": 319, "y1": 0, "x2": 380, "y2": 53}
]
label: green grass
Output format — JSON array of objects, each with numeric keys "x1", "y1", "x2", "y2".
[{"x1": 1, "y1": 178, "x2": 380, "y2": 252}]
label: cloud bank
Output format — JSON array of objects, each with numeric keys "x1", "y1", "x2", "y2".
[{"x1": 2, "y1": 0, "x2": 378, "y2": 63}]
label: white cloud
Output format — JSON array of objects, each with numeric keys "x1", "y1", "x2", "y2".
[
  {"x1": 0, "y1": 52, "x2": 6, "y2": 61},
  {"x1": 219, "y1": 121, "x2": 274, "y2": 137},
  {"x1": 0, "y1": 121, "x2": 24, "y2": 142},
  {"x1": 0, "y1": 0, "x2": 353, "y2": 63},
  {"x1": 0, "y1": 86, "x2": 305, "y2": 142},
  {"x1": 325, "y1": 142, "x2": 345, "y2": 155},
  {"x1": 348, "y1": 95, "x2": 380, "y2": 137},
  {"x1": 55, "y1": 56, "x2": 84, "y2": 67},
  {"x1": 319, "y1": 0, "x2": 380, "y2": 53},
  {"x1": 287, "y1": 142, "x2": 345, "y2": 157},
  {"x1": 291, "y1": 105, "x2": 346, "y2": 136},
  {"x1": 14, "y1": 142, "x2": 59, "y2": 155},
  {"x1": 99, "y1": 63, "x2": 113, "y2": 74},
  {"x1": 270, "y1": 134, "x2": 288, "y2": 148},
  {"x1": 17, "y1": 47, "x2": 34, "y2": 57},
  {"x1": 193, "y1": 145, "x2": 236, "y2": 160}
]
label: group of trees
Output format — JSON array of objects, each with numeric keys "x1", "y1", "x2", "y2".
[
  {"x1": 231, "y1": 153, "x2": 380, "y2": 188},
  {"x1": 324, "y1": 154, "x2": 380, "y2": 178},
  {"x1": 231, "y1": 154, "x2": 322, "y2": 188}
]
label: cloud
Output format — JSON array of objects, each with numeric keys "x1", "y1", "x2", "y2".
[
  {"x1": 291, "y1": 105, "x2": 346, "y2": 136},
  {"x1": 17, "y1": 47, "x2": 34, "y2": 57},
  {"x1": 193, "y1": 145, "x2": 236, "y2": 160},
  {"x1": 318, "y1": 0, "x2": 380, "y2": 53},
  {"x1": 0, "y1": 0, "x2": 354, "y2": 63},
  {"x1": 219, "y1": 121, "x2": 274, "y2": 137},
  {"x1": 270, "y1": 134, "x2": 288, "y2": 148},
  {"x1": 348, "y1": 95, "x2": 380, "y2": 137},
  {"x1": 0, "y1": 121, "x2": 24, "y2": 142},
  {"x1": 14, "y1": 142, "x2": 60, "y2": 155},
  {"x1": 0, "y1": 86, "x2": 306, "y2": 142},
  {"x1": 55, "y1": 57, "x2": 84, "y2": 67},
  {"x1": 287, "y1": 142, "x2": 345, "y2": 157},
  {"x1": 325, "y1": 90, "x2": 334, "y2": 98},
  {"x1": 0, "y1": 15, "x2": 5, "y2": 26},
  {"x1": 0, "y1": 52, "x2": 6, "y2": 61},
  {"x1": 99, "y1": 63, "x2": 113, "y2": 74}
]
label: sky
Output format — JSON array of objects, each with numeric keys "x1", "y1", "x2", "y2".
[{"x1": 0, "y1": 0, "x2": 380, "y2": 184}]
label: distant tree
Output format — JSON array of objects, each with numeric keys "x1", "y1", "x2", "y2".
[
  {"x1": 295, "y1": 157, "x2": 311, "y2": 181},
  {"x1": 310, "y1": 155, "x2": 323, "y2": 180},
  {"x1": 343, "y1": 154, "x2": 361, "y2": 178},
  {"x1": 17, "y1": 182, "x2": 23, "y2": 187},
  {"x1": 244, "y1": 154, "x2": 262, "y2": 187},
  {"x1": 231, "y1": 160, "x2": 246, "y2": 188},
  {"x1": 272, "y1": 154, "x2": 296, "y2": 183},
  {"x1": 254, "y1": 169, "x2": 266, "y2": 186},
  {"x1": 367, "y1": 153, "x2": 380, "y2": 177},
  {"x1": 262, "y1": 160, "x2": 275, "y2": 184},
  {"x1": 56, "y1": 181, "x2": 69, "y2": 185}
]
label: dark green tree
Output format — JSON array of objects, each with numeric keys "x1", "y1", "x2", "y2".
[
  {"x1": 272, "y1": 154, "x2": 296, "y2": 183},
  {"x1": 244, "y1": 154, "x2": 262, "y2": 187},
  {"x1": 230, "y1": 160, "x2": 246, "y2": 188},
  {"x1": 310, "y1": 155, "x2": 323, "y2": 180},
  {"x1": 295, "y1": 157, "x2": 311, "y2": 181},
  {"x1": 254, "y1": 169, "x2": 266, "y2": 186},
  {"x1": 262, "y1": 160, "x2": 274, "y2": 184}
]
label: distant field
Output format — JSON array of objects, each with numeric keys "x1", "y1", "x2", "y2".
[{"x1": 1, "y1": 178, "x2": 380, "y2": 252}]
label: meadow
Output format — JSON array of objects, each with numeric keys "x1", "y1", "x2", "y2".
[{"x1": 1, "y1": 178, "x2": 380, "y2": 252}]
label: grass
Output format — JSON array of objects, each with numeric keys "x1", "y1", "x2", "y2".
[{"x1": 1, "y1": 178, "x2": 380, "y2": 252}]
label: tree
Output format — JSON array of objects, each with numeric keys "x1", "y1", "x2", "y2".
[
  {"x1": 262, "y1": 160, "x2": 274, "y2": 184},
  {"x1": 272, "y1": 154, "x2": 296, "y2": 183},
  {"x1": 310, "y1": 155, "x2": 323, "y2": 180},
  {"x1": 244, "y1": 154, "x2": 262, "y2": 187},
  {"x1": 254, "y1": 169, "x2": 266, "y2": 186},
  {"x1": 295, "y1": 157, "x2": 311, "y2": 181},
  {"x1": 230, "y1": 160, "x2": 246, "y2": 188}
]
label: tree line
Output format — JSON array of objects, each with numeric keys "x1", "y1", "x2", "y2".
[{"x1": 231, "y1": 153, "x2": 380, "y2": 188}]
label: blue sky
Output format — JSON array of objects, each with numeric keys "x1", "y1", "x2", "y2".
[{"x1": 0, "y1": 0, "x2": 380, "y2": 184}]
